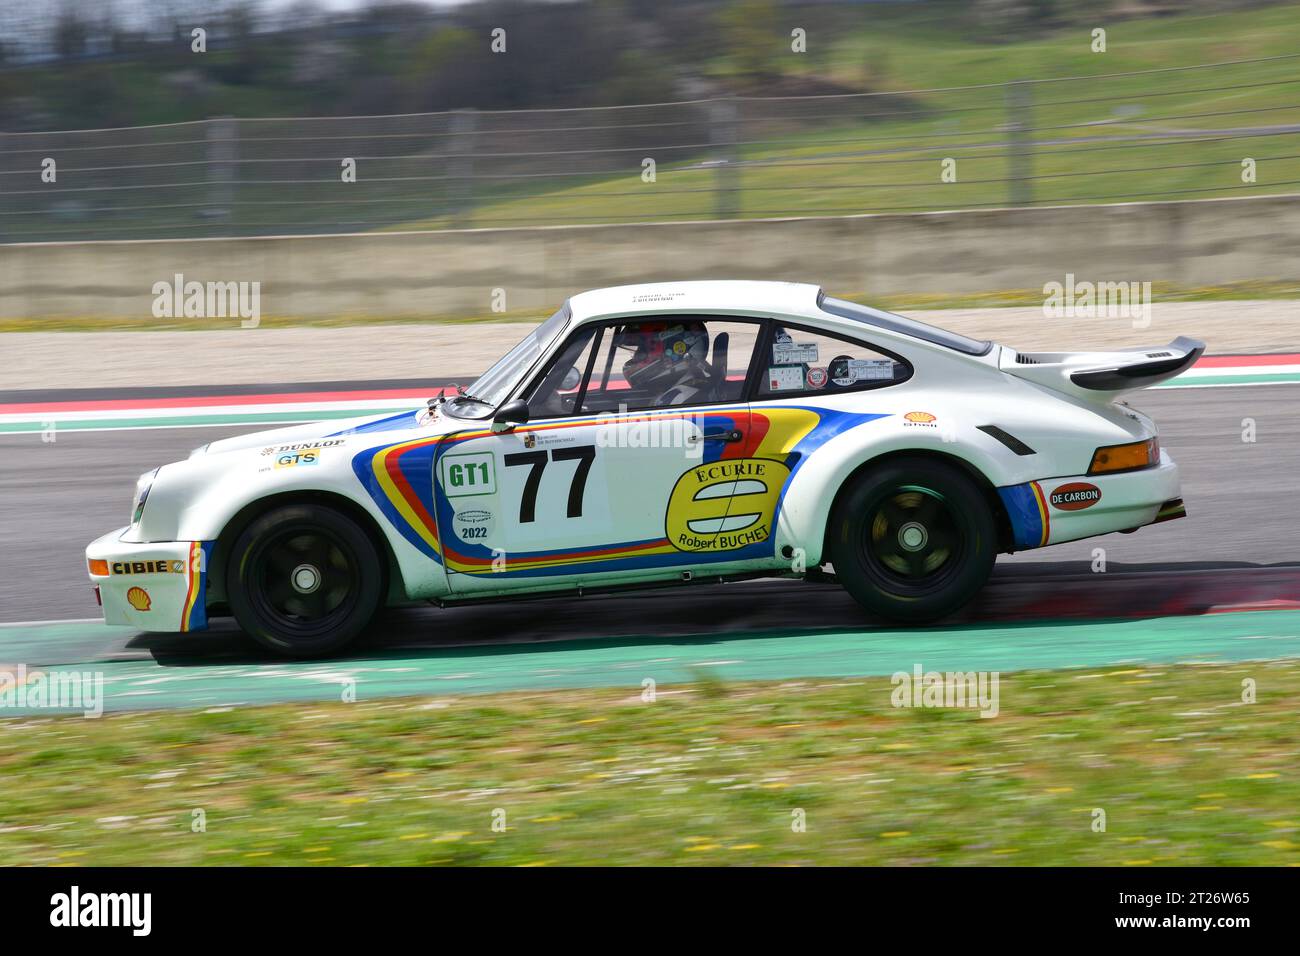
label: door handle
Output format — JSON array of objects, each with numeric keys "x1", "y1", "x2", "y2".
[{"x1": 700, "y1": 429, "x2": 744, "y2": 443}]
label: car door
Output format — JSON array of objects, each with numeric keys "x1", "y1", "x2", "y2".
[{"x1": 433, "y1": 316, "x2": 779, "y2": 595}]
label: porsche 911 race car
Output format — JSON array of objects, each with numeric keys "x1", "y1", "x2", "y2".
[{"x1": 86, "y1": 281, "x2": 1200, "y2": 657}]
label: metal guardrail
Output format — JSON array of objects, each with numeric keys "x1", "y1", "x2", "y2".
[{"x1": 2, "y1": 52, "x2": 1299, "y2": 243}]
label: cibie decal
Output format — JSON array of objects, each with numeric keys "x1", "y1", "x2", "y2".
[
  {"x1": 903, "y1": 411, "x2": 938, "y2": 426},
  {"x1": 1049, "y1": 481, "x2": 1102, "y2": 511},
  {"x1": 665, "y1": 458, "x2": 791, "y2": 552},
  {"x1": 126, "y1": 586, "x2": 152, "y2": 611},
  {"x1": 111, "y1": 560, "x2": 182, "y2": 575}
]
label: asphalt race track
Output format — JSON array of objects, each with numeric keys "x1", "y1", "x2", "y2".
[{"x1": 1, "y1": 382, "x2": 1297, "y2": 711}]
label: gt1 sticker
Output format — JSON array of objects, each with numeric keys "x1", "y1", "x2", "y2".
[
  {"x1": 805, "y1": 366, "x2": 828, "y2": 389},
  {"x1": 1049, "y1": 481, "x2": 1102, "y2": 511},
  {"x1": 441, "y1": 452, "x2": 497, "y2": 497},
  {"x1": 768, "y1": 366, "x2": 804, "y2": 392},
  {"x1": 773, "y1": 342, "x2": 819, "y2": 365},
  {"x1": 665, "y1": 457, "x2": 791, "y2": 553}
]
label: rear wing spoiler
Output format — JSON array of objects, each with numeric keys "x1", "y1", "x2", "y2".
[{"x1": 1001, "y1": 337, "x2": 1206, "y2": 401}]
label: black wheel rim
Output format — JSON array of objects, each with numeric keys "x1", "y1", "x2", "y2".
[
  {"x1": 861, "y1": 484, "x2": 965, "y2": 593},
  {"x1": 247, "y1": 525, "x2": 360, "y2": 637}
]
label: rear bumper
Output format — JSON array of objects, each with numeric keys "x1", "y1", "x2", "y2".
[
  {"x1": 85, "y1": 528, "x2": 212, "y2": 632},
  {"x1": 998, "y1": 450, "x2": 1182, "y2": 550}
]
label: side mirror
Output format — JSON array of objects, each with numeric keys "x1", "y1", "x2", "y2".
[{"x1": 491, "y1": 398, "x2": 530, "y2": 433}]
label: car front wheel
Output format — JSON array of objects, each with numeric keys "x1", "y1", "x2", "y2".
[
  {"x1": 227, "y1": 503, "x2": 385, "y2": 657},
  {"x1": 828, "y1": 457, "x2": 995, "y2": 624}
]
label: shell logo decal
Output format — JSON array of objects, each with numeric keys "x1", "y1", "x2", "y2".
[
  {"x1": 126, "y1": 586, "x2": 152, "y2": 611},
  {"x1": 903, "y1": 411, "x2": 936, "y2": 423}
]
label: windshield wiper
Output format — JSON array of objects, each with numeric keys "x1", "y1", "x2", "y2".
[{"x1": 452, "y1": 392, "x2": 492, "y2": 406}]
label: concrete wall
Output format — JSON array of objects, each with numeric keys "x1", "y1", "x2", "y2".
[{"x1": 3, "y1": 193, "x2": 1298, "y2": 321}]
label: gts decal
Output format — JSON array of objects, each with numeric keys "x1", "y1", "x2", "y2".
[
  {"x1": 665, "y1": 457, "x2": 790, "y2": 552},
  {"x1": 503, "y1": 444, "x2": 597, "y2": 523}
]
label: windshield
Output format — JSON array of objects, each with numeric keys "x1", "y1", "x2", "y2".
[
  {"x1": 444, "y1": 303, "x2": 572, "y2": 419},
  {"x1": 819, "y1": 295, "x2": 991, "y2": 356}
]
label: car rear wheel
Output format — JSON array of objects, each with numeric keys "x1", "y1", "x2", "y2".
[
  {"x1": 828, "y1": 457, "x2": 995, "y2": 623},
  {"x1": 227, "y1": 504, "x2": 384, "y2": 657}
]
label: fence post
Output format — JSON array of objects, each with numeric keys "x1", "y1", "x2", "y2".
[
  {"x1": 206, "y1": 116, "x2": 237, "y2": 233},
  {"x1": 448, "y1": 108, "x2": 478, "y2": 228},
  {"x1": 1005, "y1": 81, "x2": 1034, "y2": 207},
  {"x1": 709, "y1": 98, "x2": 740, "y2": 219}
]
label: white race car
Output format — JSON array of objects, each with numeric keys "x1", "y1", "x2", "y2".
[{"x1": 86, "y1": 281, "x2": 1199, "y2": 657}]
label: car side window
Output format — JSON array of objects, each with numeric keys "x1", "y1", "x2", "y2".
[
  {"x1": 529, "y1": 316, "x2": 762, "y2": 416},
  {"x1": 756, "y1": 323, "x2": 911, "y2": 398},
  {"x1": 521, "y1": 326, "x2": 602, "y2": 418}
]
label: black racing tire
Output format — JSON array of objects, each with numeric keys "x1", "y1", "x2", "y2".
[
  {"x1": 226, "y1": 504, "x2": 385, "y2": 658},
  {"x1": 828, "y1": 457, "x2": 996, "y2": 624}
]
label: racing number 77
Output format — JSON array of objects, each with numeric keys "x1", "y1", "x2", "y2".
[{"x1": 503, "y1": 444, "x2": 596, "y2": 523}]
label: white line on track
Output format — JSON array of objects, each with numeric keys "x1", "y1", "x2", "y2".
[{"x1": 0, "y1": 617, "x2": 105, "y2": 627}]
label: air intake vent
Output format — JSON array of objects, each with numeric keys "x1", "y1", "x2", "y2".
[
  {"x1": 977, "y1": 425, "x2": 1036, "y2": 456},
  {"x1": 1015, "y1": 354, "x2": 1040, "y2": 364},
  {"x1": 1146, "y1": 351, "x2": 1172, "y2": 358}
]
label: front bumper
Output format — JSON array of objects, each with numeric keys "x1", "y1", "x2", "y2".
[
  {"x1": 85, "y1": 529, "x2": 213, "y2": 632},
  {"x1": 998, "y1": 450, "x2": 1183, "y2": 551}
]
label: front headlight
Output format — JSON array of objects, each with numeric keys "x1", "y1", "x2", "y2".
[{"x1": 131, "y1": 468, "x2": 159, "y2": 525}]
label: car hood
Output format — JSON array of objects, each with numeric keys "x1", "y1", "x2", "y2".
[{"x1": 193, "y1": 404, "x2": 468, "y2": 458}]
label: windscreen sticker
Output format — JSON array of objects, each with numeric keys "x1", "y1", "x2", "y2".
[
  {"x1": 830, "y1": 357, "x2": 894, "y2": 385},
  {"x1": 805, "y1": 366, "x2": 828, "y2": 389},
  {"x1": 767, "y1": 366, "x2": 805, "y2": 392},
  {"x1": 773, "y1": 342, "x2": 819, "y2": 365}
]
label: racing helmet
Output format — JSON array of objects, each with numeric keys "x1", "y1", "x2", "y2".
[{"x1": 615, "y1": 321, "x2": 710, "y2": 392}]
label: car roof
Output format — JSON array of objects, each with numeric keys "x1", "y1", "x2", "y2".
[{"x1": 567, "y1": 280, "x2": 824, "y2": 323}]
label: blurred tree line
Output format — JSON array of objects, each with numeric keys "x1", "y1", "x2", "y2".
[{"x1": 0, "y1": 0, "x2": 1283, "y2": 131}]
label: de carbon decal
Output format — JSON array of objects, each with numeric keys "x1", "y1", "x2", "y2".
[{"x1": 1049, "y1": 481, "x2": 1102, "y2": 511}]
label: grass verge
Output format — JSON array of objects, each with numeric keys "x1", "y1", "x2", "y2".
[
  {"x1": 4, "y1": 281, "x2": 1298, "y2": 333},
  {"x1": 1, "y1": 659, "x2": 1297, "y2": 866}
]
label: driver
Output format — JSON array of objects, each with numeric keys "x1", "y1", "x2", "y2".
[{"x1": 614, "y1": 321, "x2": 712, "y2": 404}]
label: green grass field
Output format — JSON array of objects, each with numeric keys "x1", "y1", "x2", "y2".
[
  {"x1": 387, "y1": 3, "x2": 1300, "y2": 232},
  {"x1": 8, "y1": 4, "x2": 1300, "y2": 243},
  {"x1": 3, "y1": 659, "x2": 1297, "y2": 866},
  {"x1": 6, "y1": 280, "x2": 1297, "y2": 333}
]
